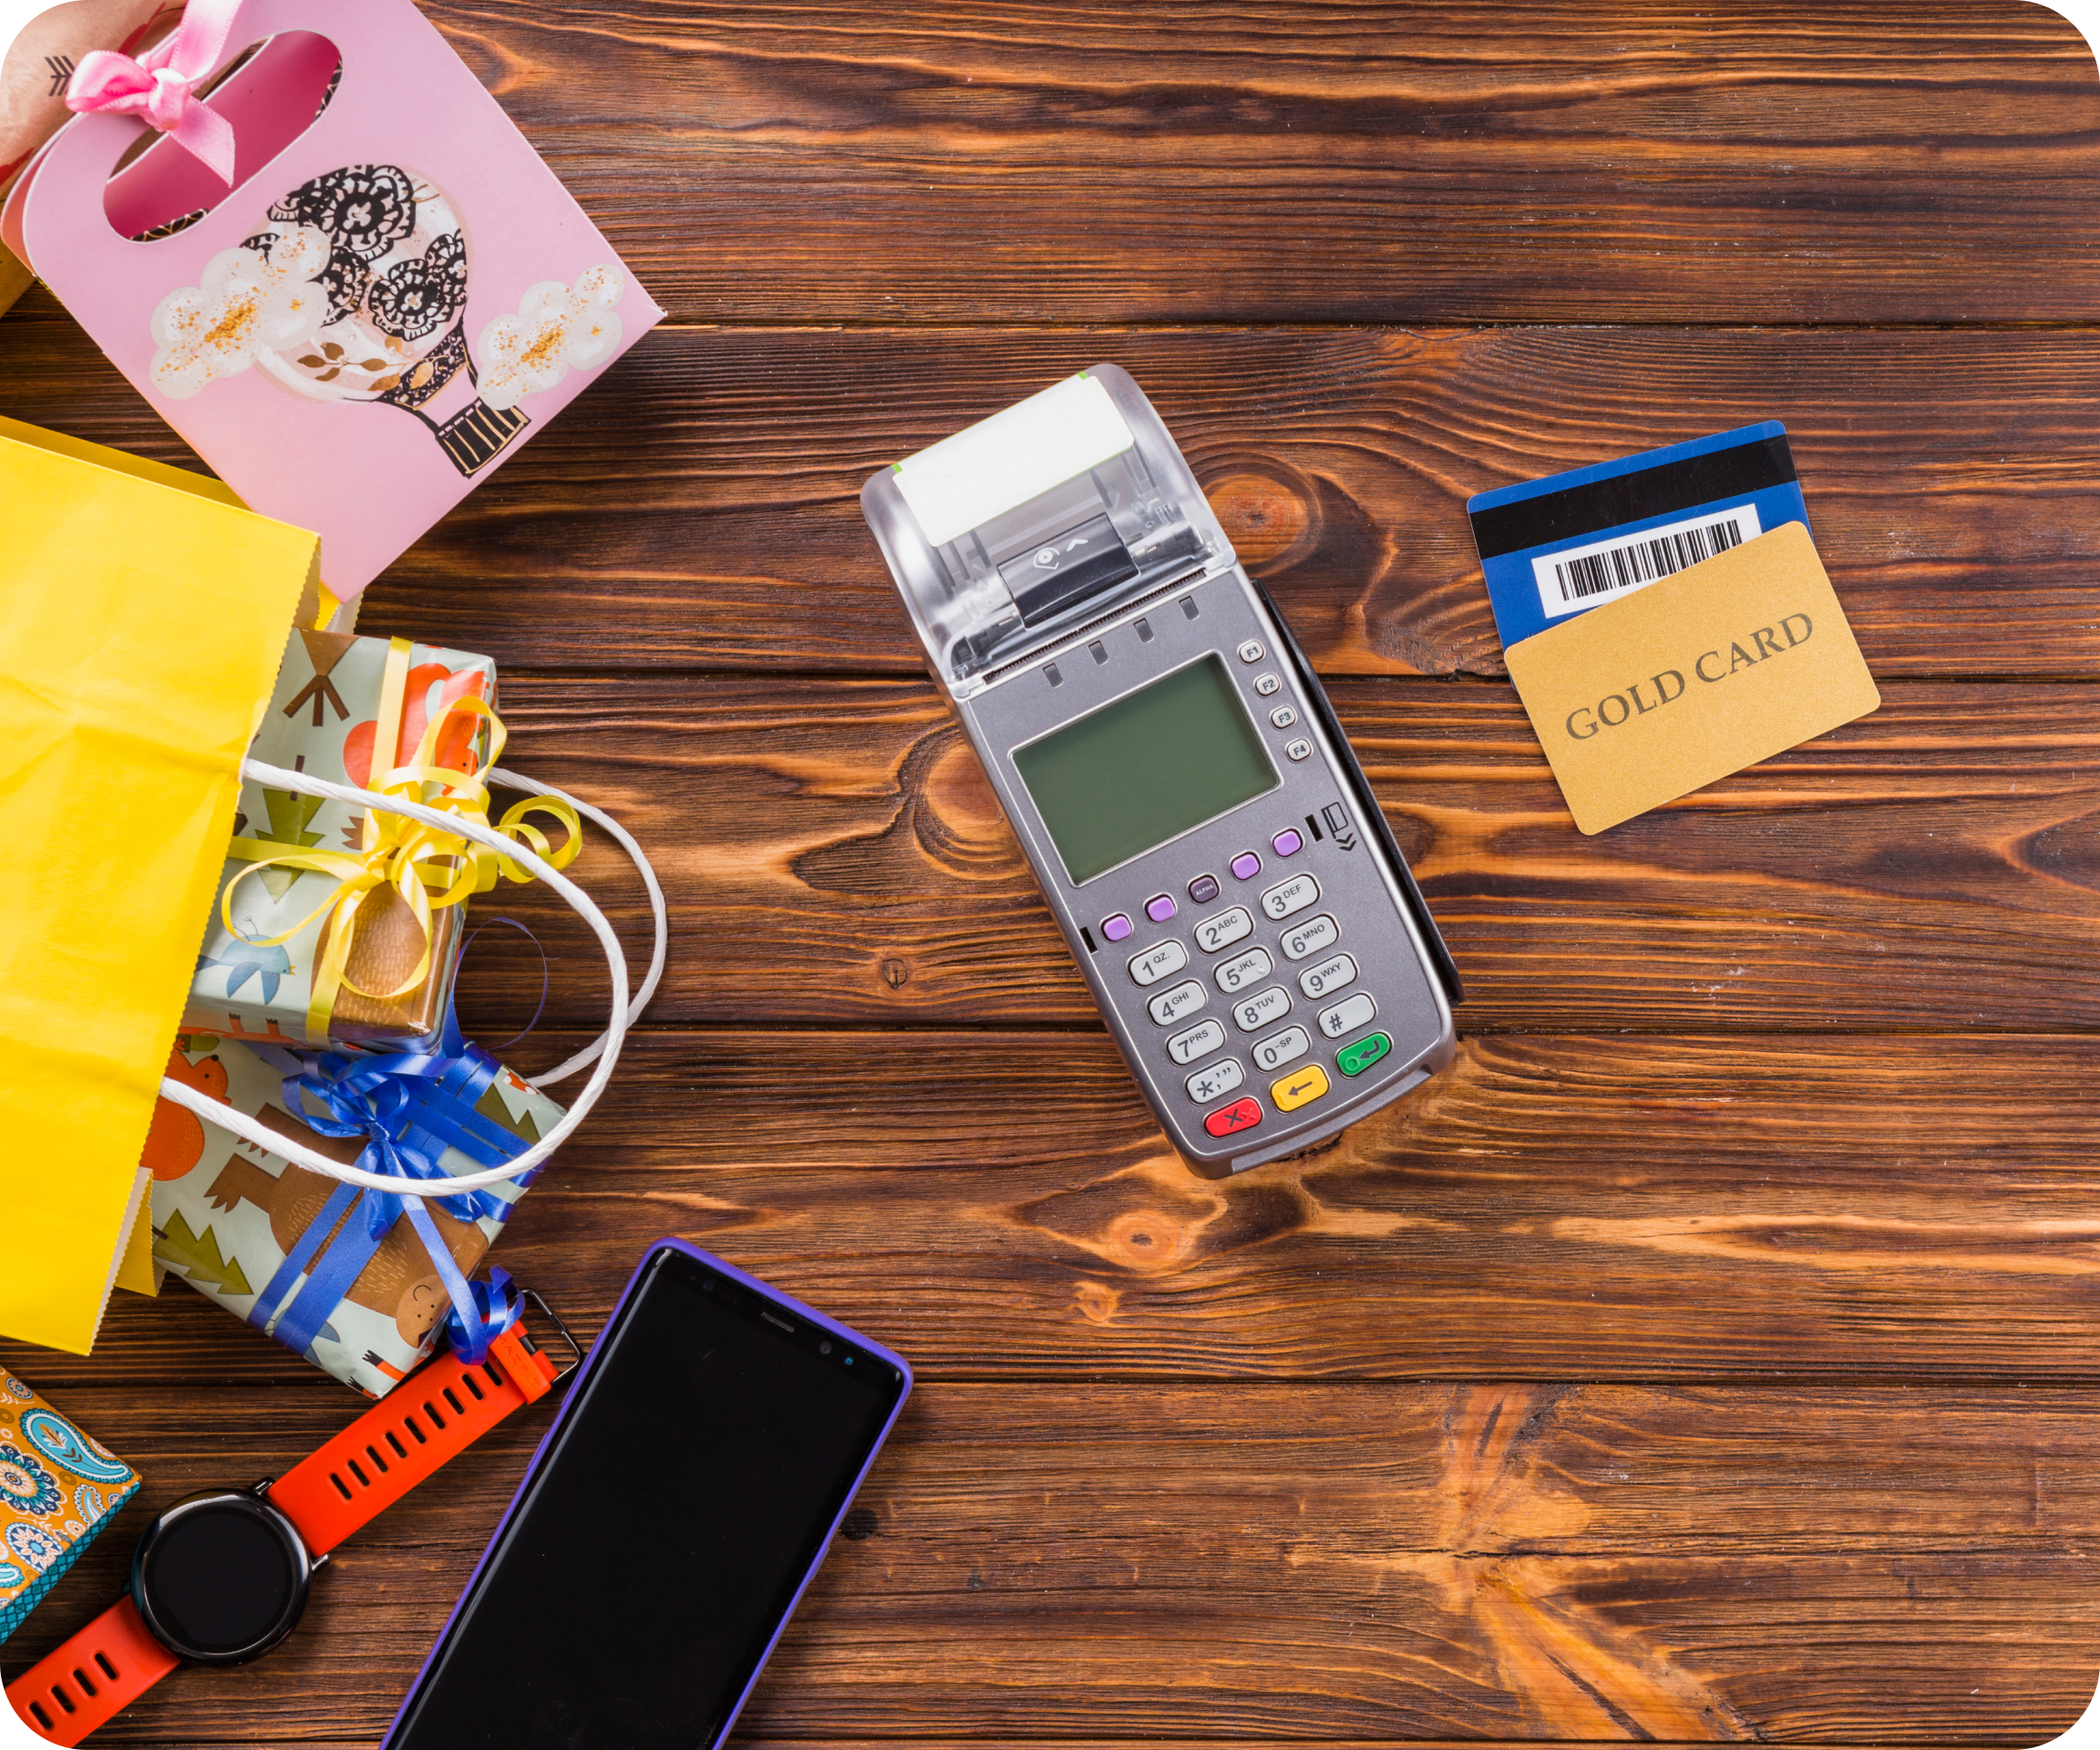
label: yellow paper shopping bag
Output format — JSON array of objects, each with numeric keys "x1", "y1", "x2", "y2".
[{"x1": 0, "y1": 413, "x2": 317, "y2": 1354}]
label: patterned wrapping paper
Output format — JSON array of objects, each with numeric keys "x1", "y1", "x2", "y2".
[
  {"x1": 183, "y1": 626, "x2": 496, "y2": 1051},
  {"x1": 0, "y1": 1374, "x2": 141, "y2": 1644},
  {"x1": 148, "y1": 1032, "x2": 561, "y2": 1397}
]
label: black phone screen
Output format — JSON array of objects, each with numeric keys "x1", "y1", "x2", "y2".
[{"x1": 384, "y1": 1248, "x2": 906, "y2": 1750}]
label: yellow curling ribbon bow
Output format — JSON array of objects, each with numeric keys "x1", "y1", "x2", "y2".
[{"x1": 221, "y1": 637, "x2": 583, "y2": 1045}]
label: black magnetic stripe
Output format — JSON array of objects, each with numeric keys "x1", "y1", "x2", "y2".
[{"x1": 1469, "y1": 434, "x2": 1796, "y2": 560}]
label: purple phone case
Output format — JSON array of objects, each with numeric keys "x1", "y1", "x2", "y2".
[{"x1": 376, "y1": 1237, "x2": 914, "y2": 1749}]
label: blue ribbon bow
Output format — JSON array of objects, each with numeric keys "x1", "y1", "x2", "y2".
[{"x1": 244, "y1": 1004, "x2": 542, "y2": 1367}]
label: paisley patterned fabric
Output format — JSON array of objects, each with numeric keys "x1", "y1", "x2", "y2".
[
  {"x1": 23, "y1": 1409, "x2": 135, "y2": 1483},
  {"x1": 0, "y1": 1378, "x2": 139, "y2": 1645},
  {"x1": 0, "y1": 1446, "x2": 60, "y2": 1517},
  {"x1": 5, "y1": 1523, "x2": 63, "y2": 1573}
]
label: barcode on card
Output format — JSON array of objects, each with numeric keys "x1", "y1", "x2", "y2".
[{"x1": 1531, "y1": 502, "x2": 1765, "y2": 620}]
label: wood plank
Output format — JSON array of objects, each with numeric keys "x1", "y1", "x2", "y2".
[
  {"x1": 5, "y1": 1384, "x2": 2095, "y2": 1743},
  {"x1": 13, "y1": 1030, "x2": 2100, "y2": 1388},
  {"x1": 11, "y1": 318, "x2": 2100, "y2": 681},
  {"x1": 410, "y1": 1, "x2": 2100, "y2": 323},
  {"x1": 411, "y1": 673, "x2": 2100, "y2": 1032}
]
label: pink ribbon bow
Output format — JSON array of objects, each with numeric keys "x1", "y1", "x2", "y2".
[{"x1": 67, "y1": 0, "x2": 242, "y2": 187}]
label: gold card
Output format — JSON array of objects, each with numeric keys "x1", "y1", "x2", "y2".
[{"x1": 1501, "y1": 521, "x2": 1879, "y2": 834}]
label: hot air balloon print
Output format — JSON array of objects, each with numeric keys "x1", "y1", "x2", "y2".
[{"x1": 146, "y1": 163, "x2": 627, "y2": 477}]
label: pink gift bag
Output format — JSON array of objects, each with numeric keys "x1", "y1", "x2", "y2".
[{"x1": 3, "y1": 0, "x2": 661, "y2": 600}]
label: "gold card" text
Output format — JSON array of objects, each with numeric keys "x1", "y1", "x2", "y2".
[{"x1": 1503, "y1": 521, "x2": 1879, "y2": 834}]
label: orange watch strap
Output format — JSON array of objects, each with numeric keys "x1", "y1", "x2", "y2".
[
  {"x1": 268, "y1": 1330, "x2": 557, "y2": 1558},
  {"x1": 7, "y1": 1596, "x2": 180, "y2": 1745}
]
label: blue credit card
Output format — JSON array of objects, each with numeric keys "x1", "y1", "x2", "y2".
[{"x1": 1467, "y1": 422, "x2": 1810, "y2": 652}]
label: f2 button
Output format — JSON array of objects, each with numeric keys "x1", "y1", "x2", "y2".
[{"x1": 1204, "y1": 1096, "x2": 1262, "y2": 1138}]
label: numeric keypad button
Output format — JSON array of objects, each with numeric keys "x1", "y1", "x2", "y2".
[
  {"x1": 1148, "y1": 979, "x2": 1208, "y2": 1027},
  {"x1": 1214, "y1": 947, "x2": 1273, "y2": 993},
  {"x1": 1232, "y1": 986, "x2": 1292, "y2": 1033},
  {"x1": 1251, "y1": 1025, "x2": 1311, "y2": 1073},
  {"x1": 1260, "y1": 873, "x2": 1320, "y2": 921},
  {"x1": 1166, "y1": 1019, "x2": 1226, "y2": 1065},
  {"x1": 1185, "y1": 1057, "x2": 1244, "y2": 1105},
  {"x1": 1298, "y1": 952, "x2": 1357, "y2": 1000},
  {"x1": 1279, "y1": 913, "x2": 1339, "y2": 962},
  {"x1": 1127, "y1": 940, "x2": 1189, "y2": 987},
  {"x1": 1192, "y1": 906, "x2": 1254, "y2": 953},
  {"x1": 1317, "y1": 991, "x2": 1377, "y2": 1039}
]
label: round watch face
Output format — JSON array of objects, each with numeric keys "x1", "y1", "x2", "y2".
[{"x1": 130, "y1": 1489, "x2": 314, "y2": 1664}]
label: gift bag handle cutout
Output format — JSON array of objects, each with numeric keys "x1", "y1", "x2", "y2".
[
  {"x1": 4, "y1": 0, "x2": 659, "y2": 599},
  {"x1": 98, "y1": 28, "x2": 345, "y2": 242},
  {"x1": 14, "y1": 0, "x2": 446, "y2": 299},
  {"x1": 155, "y1": 761, "x2": 667, "y2": 1199}
]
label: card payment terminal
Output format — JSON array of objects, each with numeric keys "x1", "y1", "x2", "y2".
[{"x1": 861, "y1": 366, "x2": 1460, "y2": 1177}]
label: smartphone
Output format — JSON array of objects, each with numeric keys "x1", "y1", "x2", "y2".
[{"x1": 379, "y1": 1240, "x2": 912, "y2": 1750}]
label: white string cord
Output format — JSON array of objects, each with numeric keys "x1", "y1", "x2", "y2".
[
  {"x1": 153, "y1": 759, "x2": 641, "y2": 1198},
  {"x1": 489, "y1": 766, "x2": 667, "y2": 1089}
]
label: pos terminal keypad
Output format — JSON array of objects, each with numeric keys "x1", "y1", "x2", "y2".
[
  {"x1": 862, "y1": 363, "x2": 1460, "y2": 1177},
  {"x1": 1014, "y1": 586, "x2": 1459, "y2": 1172},
  {"x1": 1123, "y1": 844, "x2": 1387, "y2": 1139}
]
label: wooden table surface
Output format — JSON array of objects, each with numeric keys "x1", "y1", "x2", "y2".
[{"x1": 8, "y1": 0, "x2": 2100, "y2": 1743}]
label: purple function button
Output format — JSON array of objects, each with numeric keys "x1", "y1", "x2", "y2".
[
  {"x1": 1145, "y1": 893, "x2": 1178, "y2": 924},
  {"x1": 1188, "y1": 873, "x2": 1220, "y2": 905},
  {"x1": 1230, "y1": 851, "x2": 1261, "y2": 881},
  {"x1": 1272, "y1": 829, "x2": 1303, "y2": 858},
  {"x1": 1102, "y1": 913, "x2": 1133, "y2": 942}
]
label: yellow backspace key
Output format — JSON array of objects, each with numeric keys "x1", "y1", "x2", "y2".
[{"x1": 1271, "y1": 1065, "x2": 1330, "y2": 1112}]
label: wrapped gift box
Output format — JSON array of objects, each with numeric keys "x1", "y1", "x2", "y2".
[
  {"x1": 0, "y1": 1374, "x2": 141, "y2": 1643},
  {"x1": 184, "y1": 627, "x2": 497, "y2": 1051},
  {"x1": 149, "y1": 1031, "x2": 560, "y2": 1397}
]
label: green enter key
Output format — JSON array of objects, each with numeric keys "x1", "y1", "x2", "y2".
[{"x1": 1335, "y1": 1032, "x2": 1392, "y2": 1076}]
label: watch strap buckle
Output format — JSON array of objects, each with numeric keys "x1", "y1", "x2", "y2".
[{"x1": 493, "y1": 1288, "x2": 583, "y2": 1401}]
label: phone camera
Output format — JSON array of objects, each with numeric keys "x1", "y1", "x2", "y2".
[{"x1": 818, "y1": 1341, "x2": 832, "y2": 1355}]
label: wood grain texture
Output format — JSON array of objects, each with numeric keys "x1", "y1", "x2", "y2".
[
  {"x1": 11, "y1": 1030, "x2": 2100, "y2": 1389},
  {"x1": 402, "y1": 672, "x2": 2100, "y2": 1032},
  {"x1": 407, "y1": 2, "x2": 2100, "y2": 323},
  {"x1": 7, "y1": 1, "x2": 2100, "y2": 1743},
  {"x1": 4, "y1": 1382, "x2": 2095, "y2": 1744},
  {"x1": 13, "y1": 315, "x2": 2100, "y2": 680}
]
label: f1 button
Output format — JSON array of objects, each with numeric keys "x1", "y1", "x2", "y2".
[{"x1": 1204, "y1": 1096, "x2": 1262, "y2": 1138}]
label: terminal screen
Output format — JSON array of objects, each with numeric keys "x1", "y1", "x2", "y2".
[{"x1": 1014, "y1": 653, "x2": 1278, "y2": 884}]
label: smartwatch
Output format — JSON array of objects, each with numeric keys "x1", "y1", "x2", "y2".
[{"x1": 5, "y1": 1301, "x2": 579, "y2": 1746}]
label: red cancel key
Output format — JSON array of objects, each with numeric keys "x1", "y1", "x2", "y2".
[{"x1": 1204, "y1": 1096, "x2": 1262, "y2": 1138}]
